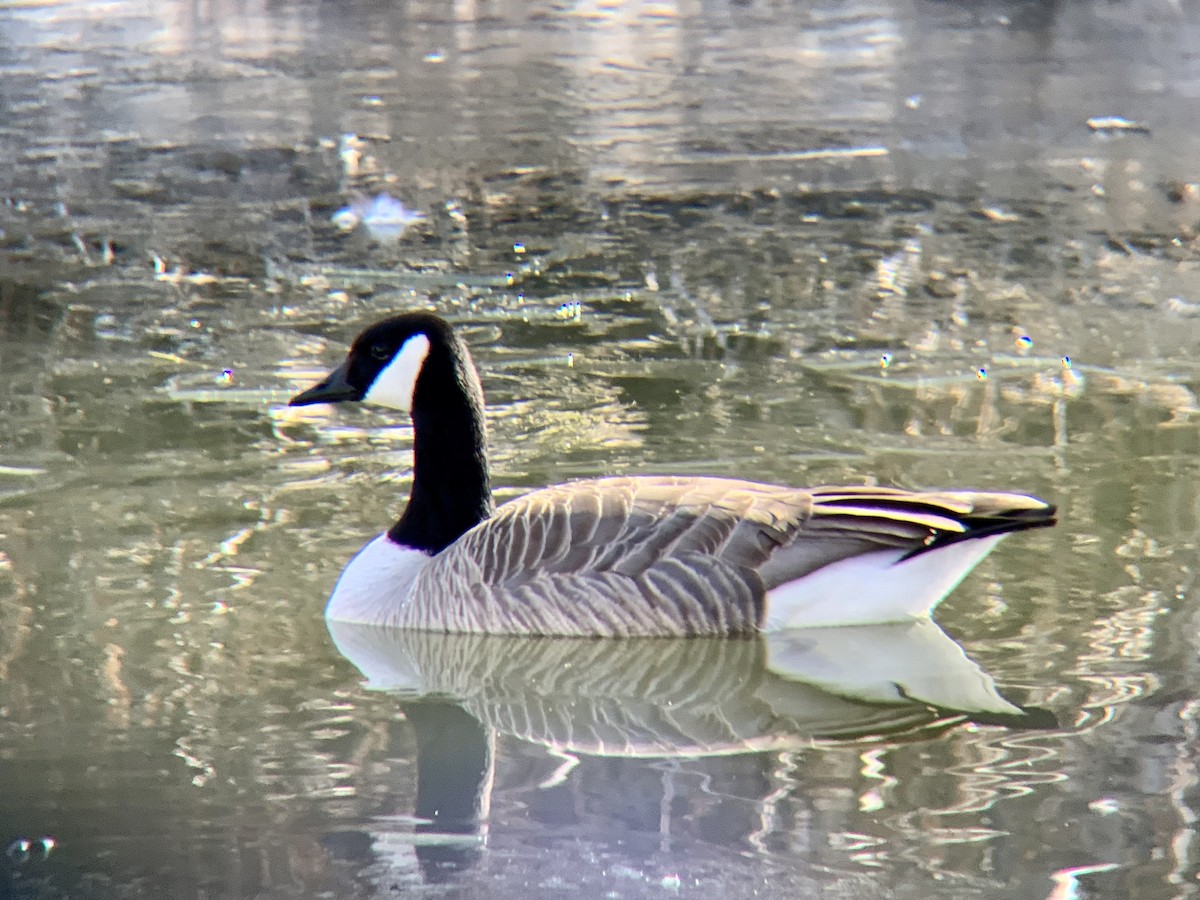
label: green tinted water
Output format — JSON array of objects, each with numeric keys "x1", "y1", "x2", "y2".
[{"x1": 3, "y1": 1, "x2": 1200, "y2": 897}]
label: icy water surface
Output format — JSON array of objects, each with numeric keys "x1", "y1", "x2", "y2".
[{"x1": 3, "y1": 0, "x2": 1200, "y2": 897}]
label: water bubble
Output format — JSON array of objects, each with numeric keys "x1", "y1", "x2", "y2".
[
  {"x1": 976, "y1": 367, "x2": 988, "y2": 380},
  {"x1": 364, "y1": 195, "x2": 423, "y2": 241},
  {"x1": 7, "y1": 839, "x2": 30, "y2": 863},
  {"x1": 1062, "y1": 356, "x2": 1072, "y2": 369},
  {"x1": 331, "y1": 194, "x2": 424, "y2": 241},
  {"x1": 330, "y1": 207, "x2": 359, "y2": 231},
  {"x1": 216, "y1": 368, "x2": 234, "y2": 386},
  {"x1": 1016, "y1": 335, "x2": 1033, "y2": 350},
  {"x1": 880, "y1": 352, "x2": 892, "y2": 369},
  {"x1": 904, "y1": 95, "x2": 922, "y2": 110},
  {"x1": 424, "y1": 49, "x2": 446, "y2": 63},
  {"x1": 660, "y1": 873, "x2": 682, "y2": 891},
  {"x1": 513, "y1": 242, "x2": 526, "y2": 255}
]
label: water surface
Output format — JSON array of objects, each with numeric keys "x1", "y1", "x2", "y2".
[{"x1": 3, "y1": 0, "x2": 1200, "y2": 897}]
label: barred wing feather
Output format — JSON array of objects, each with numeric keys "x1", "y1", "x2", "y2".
[{"x1": 399, "y1": 477, "x2": 1053, "y2": 636}]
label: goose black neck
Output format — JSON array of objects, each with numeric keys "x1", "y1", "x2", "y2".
[{"x1": 387, "y1": 338, "x2": 493, "y2": 554}]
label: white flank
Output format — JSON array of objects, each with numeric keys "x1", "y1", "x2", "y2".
[
  {"x1": 326, "y1": 533, "x2": 430, "y2": 626},
  {"x1": 763, "y1": 535, "x2": 1004, "y2": 630},
  {"x1": 363, "y1": 333, "x2": 431, "y2": 411}
]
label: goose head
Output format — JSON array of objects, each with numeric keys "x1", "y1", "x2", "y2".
[
  {"x1": 288, "y1": 311, "x2": 493, "y2": 554},
  {"x1": 289, "y1": 311, "x2": 470, "y2": 413}
]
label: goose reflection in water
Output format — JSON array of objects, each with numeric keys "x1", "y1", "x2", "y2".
[{"x1": 324, "y1": 620, "x2": 1055, "y2": 884}]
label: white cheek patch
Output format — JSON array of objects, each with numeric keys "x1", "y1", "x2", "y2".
[{"x1": 364, "y1": 333, "x2": 431, "y2": 411}]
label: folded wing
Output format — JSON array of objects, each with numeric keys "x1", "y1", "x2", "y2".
[{"x1": 402, "y1": 477, "x2": 1054, "y2": 636}]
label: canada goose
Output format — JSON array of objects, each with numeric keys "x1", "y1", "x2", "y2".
[{"x1": 289, "y1": 311, "x2": 1056, "y2": 636}]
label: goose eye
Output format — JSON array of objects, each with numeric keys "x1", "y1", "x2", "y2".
[{"x1": 370, "y1": 343, "x2": 391, "y2": 361}]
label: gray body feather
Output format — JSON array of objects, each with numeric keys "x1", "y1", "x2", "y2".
[{"x1": 392, "y1": 476, "x2": 1050, "y2": 637}]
